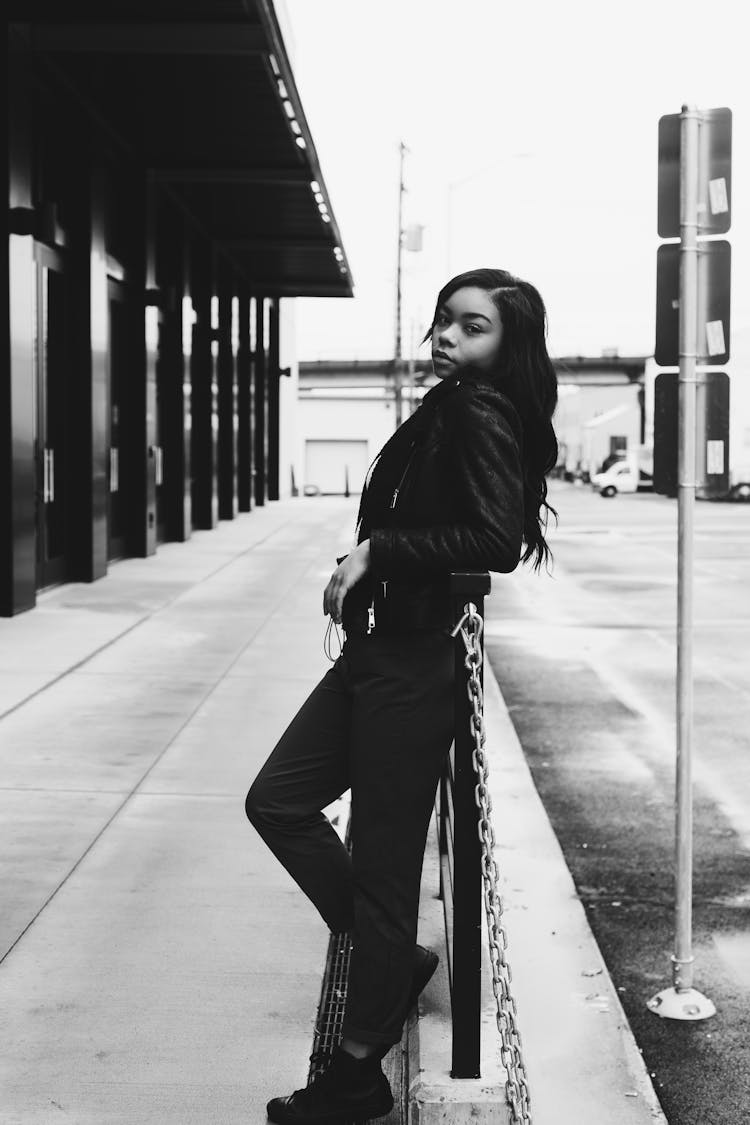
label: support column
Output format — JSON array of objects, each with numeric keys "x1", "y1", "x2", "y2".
[
  {"x1": 253, "y1": 296, "x2": 268, "y2": 506},
  {"x1": 190, "y1": 239, "x2": 218, "y2": 529},
  {"x1": 217, "y1": 267, "x2": 238, "y2": 520},
  {"x1": 237, "y1": 287, "x2": 253, "y2": 512},
  {"x1": 3, "y1": 39, "x2": 36, "y2": 614},
  {"x1": 157, "y1": 206, "x2": 191, "y2": 541},
  {"x1": 137, "y1": 174, "x2": 158, "y2": 557},
  {"x1": 67, "y1": 164, "x2": 109, "y2": 581},
  {"x1": 267, "y1": 298, "x2": 281, "y2": 502}
]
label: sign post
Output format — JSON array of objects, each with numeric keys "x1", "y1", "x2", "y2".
[{"x1": 649, "y1": 105, "x2": 725, "y2": 1022}]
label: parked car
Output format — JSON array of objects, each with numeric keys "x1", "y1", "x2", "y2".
[{"x1": 728, "y1": 480, "x2": 750, "y2": 502}]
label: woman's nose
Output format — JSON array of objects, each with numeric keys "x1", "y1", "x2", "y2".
[{"x1": 438, "y1": 325, "x2": 456, "y2": 346}]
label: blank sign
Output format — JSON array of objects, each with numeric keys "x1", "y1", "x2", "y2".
[
  {"x1": 655, "y1": 241, "x2": 731, "y2": 366},
  {"x1": 706, "y1": 440, "x2": 724, "y2": 475},
  {"x1": 658, "y1": 107, "x2": 732, "y2": 238}
]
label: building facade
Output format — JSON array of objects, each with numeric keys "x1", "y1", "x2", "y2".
[{"x1": 4, "y1": 4, "x2": 351, "y2": 615}]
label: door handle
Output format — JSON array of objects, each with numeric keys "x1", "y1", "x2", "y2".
[
  {"x1": 43, "y1": 449, "x2": 50, "y2": 504},
  {"x1": 149, "y1": 444, "x2": 164, "y2": 486},
  {"x1": 110, "y1": 447, "x2": 119, "y2": 493},
  {"x1": 48, "y1": 448, "x2": 55, "y2": 503}
]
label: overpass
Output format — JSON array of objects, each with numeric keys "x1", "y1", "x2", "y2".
[{"x1": 299, "y1": 355, "x2": 647, "y2": 390}]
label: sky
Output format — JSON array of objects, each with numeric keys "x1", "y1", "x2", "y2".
[{"x1": 281, "y1": 0, "x2": 750, "y2": 370}]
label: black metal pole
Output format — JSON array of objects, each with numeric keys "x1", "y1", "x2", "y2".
[{"x1": 449, "y1": 571, "x2": 490, "y2": 1079}]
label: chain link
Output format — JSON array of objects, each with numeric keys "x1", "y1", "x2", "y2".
[{"x1": 452, "y1": 603, "x2": 533, "y2": 1124}]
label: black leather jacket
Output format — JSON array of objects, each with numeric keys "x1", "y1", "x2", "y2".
[{"x1": 341, "y1": 372, "x2": 525, "y2": 635}]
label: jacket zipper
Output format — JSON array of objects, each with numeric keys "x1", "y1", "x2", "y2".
[
  {"x1": 368, "y1": 443, "x2": 417, "y2": 633},
  {"x1": 390, "y1": 443, "x2": 418, "y2": 510}
]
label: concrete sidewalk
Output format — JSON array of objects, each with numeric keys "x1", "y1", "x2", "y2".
[{"x1": 0, "y1": 496, "x2": 665, "y2": 1124}]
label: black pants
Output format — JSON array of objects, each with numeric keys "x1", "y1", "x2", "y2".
[{"x1": 245, "y1": 630, "x2": 454, "y2": 1046}]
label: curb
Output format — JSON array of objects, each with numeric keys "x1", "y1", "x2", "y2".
[{"x1": 407, "y1": 655, "x2": 668, "y2": 1125}]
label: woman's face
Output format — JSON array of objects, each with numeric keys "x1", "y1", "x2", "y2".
[{"x1": 431, "y1": 287, "x2": 504, "y2": 378}]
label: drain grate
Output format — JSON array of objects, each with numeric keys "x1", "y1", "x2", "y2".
[
  {"x1": 308, "y1": 927, "x2": 353, "y2": 1080},
  {"x1": 308, "y1": 926, "x2": 405, "y2": 1125},
  {"x1": 305, "y1": 817, "x2": 406, "y2": 1124},
  {"x1": 309, "y1": 816, "x2": 353, "y2": 1081}
]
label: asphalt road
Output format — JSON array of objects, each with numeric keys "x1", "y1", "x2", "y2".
[{"x1": 484, "y1": 479, "x2": 750, "y2": 1125}]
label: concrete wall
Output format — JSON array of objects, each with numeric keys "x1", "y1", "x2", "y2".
[
  {"x1": 296, "y1": 392, "x2": 400, "y2": 493},
  {"x1": 555, "y1": 384, "x2": 642, "y2": 476}
]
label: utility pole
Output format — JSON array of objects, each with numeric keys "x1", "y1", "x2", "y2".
[
  {"x1": 394, "y1": 140, "x2": 407, "y2": 427},
  {"x1": 407, "y1": 318, "x2": 417, "y2": 418}
]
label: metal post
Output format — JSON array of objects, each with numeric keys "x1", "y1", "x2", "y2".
[
  {"x1": 648, "y1": 105, "x2": 715, "y2": 1022},
  {"x1": 407, "y1": 344, "x2": 416, "y2": 419},
  {"x1": 393, "y1": 141, "x2": 406, "y2": 428},
  {"x1": 449, "y1": 573, "x2": 490, "y2": 1076},
  {"x1": 450, "y1": 595, "x2": 482, "y2": 1078},
  {"x1": 675, "y1": 103, "x2": 699, "y2": 995}
]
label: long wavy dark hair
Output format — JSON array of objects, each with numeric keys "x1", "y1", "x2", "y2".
[{"x1": 425, "y1": 268, "x2": 559, "y2": 572}]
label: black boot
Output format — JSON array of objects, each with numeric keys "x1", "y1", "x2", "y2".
[
  {"x1": 376, "y1": 944, "x2": 439, "y2": 1059},
  {"x1": 266, "y1": 1045, "x2": 394, "y2": 1125},
  {"x1": 406, "y1": 944, "x2": 439, "y2": 1015}
]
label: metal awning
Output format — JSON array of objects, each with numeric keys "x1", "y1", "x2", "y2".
[{"x1": 12, "y1": 0, "x2": 353, "y2": 296}]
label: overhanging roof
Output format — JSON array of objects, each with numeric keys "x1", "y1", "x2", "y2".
[{"x1": 10, "y1": 1, "x2": 353, "y2": 297}]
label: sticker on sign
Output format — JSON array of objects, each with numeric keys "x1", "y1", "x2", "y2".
[
  {"x1": 705, "y1": 320, "x2": 726, "y2": 356},
  {"x1": 706, "y1": 440, "x2": 724, "y2": 474},
  {"x1": 709, "y1": 178, "x2": 729, "y2": 215}
]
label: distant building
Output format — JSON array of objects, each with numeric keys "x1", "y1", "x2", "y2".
[{"x1": 553, "y1": 357, "x2": 647, "y2": 479}]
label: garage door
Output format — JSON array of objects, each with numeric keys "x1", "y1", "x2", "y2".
[{"x1": 305, "y1": 439, "x2": 369, "y2": 495}]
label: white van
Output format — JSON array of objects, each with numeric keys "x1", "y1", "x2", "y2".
[{"x1": 591, "y1": 459, "x2": 653, "y2": 497}]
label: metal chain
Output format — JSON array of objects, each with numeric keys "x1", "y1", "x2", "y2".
[{"x1": 452, "y1": 603, "x2": 533, "y2": 1124}]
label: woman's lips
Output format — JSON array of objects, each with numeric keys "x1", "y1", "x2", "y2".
[{"x1": 433, "y1": 351, "x2": 455, "y2": 363}]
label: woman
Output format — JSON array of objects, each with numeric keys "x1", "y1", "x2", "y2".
[{"x1": 246, "y1": 268, "x2": 558, "y2": 1124}]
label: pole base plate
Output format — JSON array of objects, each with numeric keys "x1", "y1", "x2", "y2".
[{"x1": 647, "y1": 987, "x2": 716, "y2": 1021}]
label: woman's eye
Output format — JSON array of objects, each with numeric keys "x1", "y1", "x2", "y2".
[{"x1": 465, "y1": 324, "x2": 482, "y2": 334}]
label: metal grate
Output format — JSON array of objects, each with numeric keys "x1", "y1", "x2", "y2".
[
  {"x1": 308, "y1": 815, "x2": 352, "y2": 1081},
  {"x1": 308, "y1": 927, "x2": 353, "y2": 1081},
  {"x1": 306, "y1": 817, "x2": 405, "y2": 1124},
  {"x1": 308, "y1": 926, "x2": 405, "y2": 1125}
]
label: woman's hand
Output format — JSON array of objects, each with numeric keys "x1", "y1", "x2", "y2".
[{"x1": 323, "y1": 540, "x2": 371, "y2": 624}]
